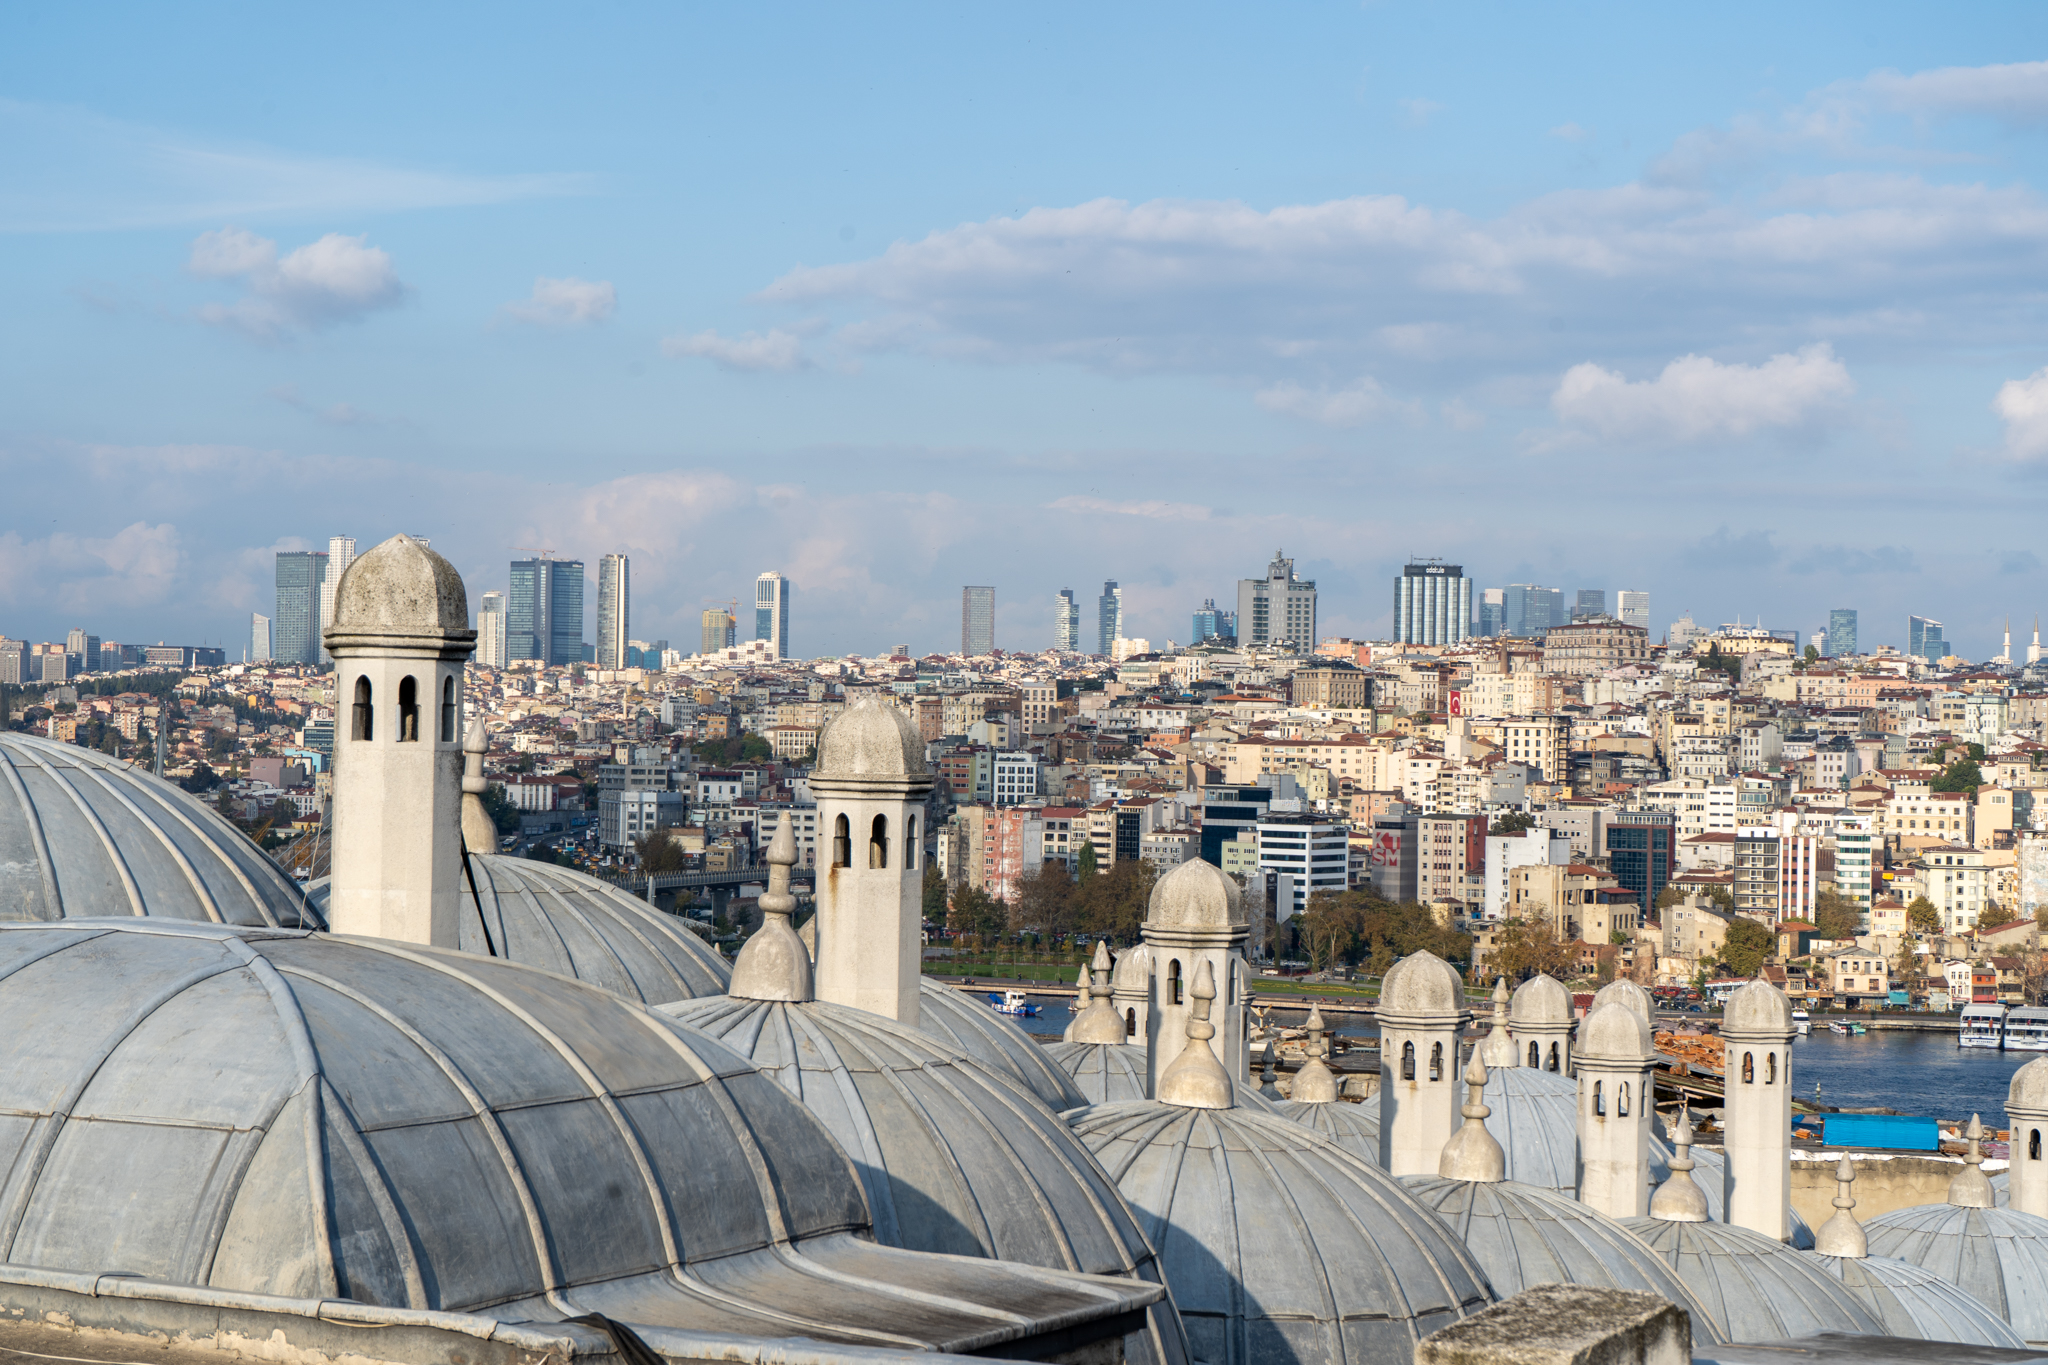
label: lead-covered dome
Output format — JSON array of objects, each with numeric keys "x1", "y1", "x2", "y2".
[
  {"x1": 1810, "y1": 1252, "x2": 2028, "y2": 1348},
  {"x1": 813, "y1": 697, "x2": 926, "y2": 779},
  {"x1": 1144, "y1": 858, "x2": 1245, "y2": 931},
  {"x1": 0, "y1": 733, "x2": 317, "y2": 928},
  {"x1": 1864, "y1": 1203, "x2": 2048, "y2": 1342},
  {"x1": 1724, "y1": 978, "x2": 1794, "y2": 1033},
  {"x1": 308, "y1": 854, "x2": 731, "y2": 1006},
  {"x1": 1046, "y1": 1040, "x2": 1151, "y2": 1106},
  {"x1": 1509, "y1": 973, "x2": 1573, "y2": 1027},
  {"x1": 1378, "y1": 949, "x2": 1466, "y2": 1017},
  {"x1": 0, "y1": 919, "x2": 1155, "y2": 1352},
  {"x1": 2012, "y1": 1056, "x2": 2048, "y2": 1112},
  {"x1": 1480, "y1": 1067, "x2": 1579, "y2": 1192},
  {"x1": 1399, "y1": 1177, "x2": 1725, "y2": 1344},
  {"x1": 1073, "y1": 1102, "x2": 1493, "y2": 1364},
  {"x1": 1620, "y1": 1217, "x2": 1884, "y2": 1342},
  {"x1": 329, "y1": 533, "x2": 469, "y2": 636},
  {"x1": 1272, "y1": 1096, "x2": 1381, "y2": 1164},
  {"x1": 917, "y1": 977, "x2": 1088, "y2": 1110},
  {"x1": 662, "y1": 994, "x2": 1187, "y2": 1365}
]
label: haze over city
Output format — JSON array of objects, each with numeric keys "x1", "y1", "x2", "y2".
[{"x1": 6, "y1": 5, "x2": 2048, "y2": 657}]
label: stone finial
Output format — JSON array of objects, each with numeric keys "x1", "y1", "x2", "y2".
[
  {"x1": 1292, "y1": 1005, "x2": 1339, "y2": 1104},
  {"x1": 1438, "y1": 1054, "x2": 1506, "y2": 1182},
  {"x1": 1648, "y1": 1108, "x2": 1710, "y2": 1222},
  {"x1": 1157, "y1": 961, "x2": 1232, "y2": 1109},
  {"x1": 1813, "y1": 1155, "x2": 1867, "y2": 1257},
  {"x1": 459, "y1": 717, "x2": 498, "y2": 855},
  {"x1": 1479, "y1": 976, "x2": 1519, "y2": 1068},
  {"x1": 727, "y1": 814, "x2": 813, "y2": 1002},
  {"x1": 1948, "y1": 1114, "x2": 1996, "y2": 1209},
  {"x1": 1258, "y1": 1038, "x2": 1283, "y2": 1099},
  {"x1": 1067, "y1": 940, "x2": 1127, "y2": 1045}
]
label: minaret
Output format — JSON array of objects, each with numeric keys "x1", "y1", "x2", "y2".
[
  {"x1": 1291, "y1": 1006, "x2": 1339, "y2": 1103},
  {"x1": 1946, "y1": 1115, "x2": 1996, "y2": 1209},
  {"x1": 1647, "y1": 1107, "x2": 1711, "y2": 1222},
  {"x1": 727, "y1": 814, "x2": 812, "y2": 1002},
  {"x1": 1156, "y1": 961, "x2": 1232, "y2": 1109},
  {"x1": 1509, "y1": 973, "x2": 1575, "y2": 1074},
  {"x1": 2031, "y1": 616, "x2": 2043, "y2": 666},
  {"x1": 1065, "y1": 940, "x2": 1127, "y2": 1045},
  {"x1": 1438, "y1": 1055, "x2": 1506, "y2": 1181},
  {"x1": 809, "y1": 696, "x2": 933, "y2": 1026},
  {"x1": 2006, "y1": 1058, "x2": 2048, "y2": 1217},
  {"x1": 1721, "y1": 978, "x2": 1796, "y2": 1240},
  {"x1": 1478, "y1": 977, "x2": 1518, "y2": 1068},
  {"x1": 325, "y1": 533, "x2": 475, "y2": 946},
  {"x1": 1998, "y1": 619, "x2": 2013, "y2": 666},
  {"x1": 1144, "y1": 858, "x2": 1250, "y2": 1095},
  {"x1": 1576, "y1": 1000, "x2": 1657, "y2": 1218},
  {"x1": 1812, "y1": 1156, "x2": 1867, "y2": 1257},
  {"x1": 1376, "y1": 950, "x2": 1473, "y2": 1175}
]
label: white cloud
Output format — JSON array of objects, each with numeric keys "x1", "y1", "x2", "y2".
[
  {"x1": 0, "y1": 521, "x2": 182, "y2": 615},
  {"x1": 1045, "y1": 496, "x2": 1212, "y2": 521},
  {"x1": 500, "y1": 276, "x2": 616, "y2": 327},
  {"x1": 1549, "y1": 122, "x2": 1591, "y2": 142},
  {"x1": 1863, "y1": 61, "x2": 2048, "y2": 123},
  {"x1": 1994, "y1": 367, "x2": 2048, "y2": 461},
  {"x1": 1254, "y1": 375, "x2": 1414, "y2": 427},
  {"x1": 1549, "y1": 343, "x2": 1855, "y2": 444},
  {"x1": 188, "y1": 227, "x2": 404, "y2": 339},
  {"x1": 661, "y1": 327, "x2": 807, "y2": 371}
]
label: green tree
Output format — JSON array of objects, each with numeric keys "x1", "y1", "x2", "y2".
[
  {"x1": 922, "y1": 862, "x2": 949, "y2": 924},
  {"x1": 1077, "y1": 841, "x2": 1099, "y2": 879},
  {"x1": 1078, "y1": 857, "x2": 1156, "y2": 943},
  {"x1": 1810, "y1": 889, "x2": 1860, "y2": 942},
  {"x1": 1801, "y1": 644, "x2": 1820, "y2": 667},
  {"x1": 948, "y1": 884, "x2": 1008, "y2": 940},
  {"x1": 634, "y1": 830, "x2": 685, "y2": 874},
  {"x1": 1906, "y1": 896, "x2": 1942, "y2": 933},
  {"x1": 481, "y1": 783, "x2": 522, "y2": 835},
  {"x1": 1931, "y1": 756, "x2": 1983, "y2": 794},
  {"x1": 1721, "y1": 919, "x2": 1774, "y2": 977},
  {"x1": 1014, "y1": 862, "x2": 1078, "y2": 940},
  {"x1": 1708, "y1": 885, "x2": 1736, "y2": 915},
  {"x1": 1488, "y1": 811, "x2": 1536, "y2": 836},
  {"x1": 1490, "y1": 917, "x2": 1574, "y2": 982},
  {"x1": 1894, "y1": 934, "x2": 1919, "y2": 984}
]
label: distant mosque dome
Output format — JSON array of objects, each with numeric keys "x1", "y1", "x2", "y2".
[
  {"x1": 0, "y1": 919, "x2": 1151, "y2": 1350},
  {"x1": 1271, "y1": 1096, "x2": 1380, "y2": 1164},
  {"x1": 812, "y1": 696, "x2": 927, "y2": 780},
  {"x1": 0, "y1": 732, "x2": 317, "y2": 928},
  {"x1": 1864, "y1": 1202, "x2": 2048, "y2": 1343},
  {"x1": 1045, "y1": 1039, "x2": 1150, "y2": 1106},
  {"x1": 1479, "y1": 1067, "x2": 1578, "y2": 1191},
  {"x1": 1810, "y1": 1252, "x2": 2028, "y2": 1348},
  {"x1": 1621, "y1": 1218, "x2": 1885, "y2": 1342},
  {"x1": 664, "y1": 993, "x2": 1186, "y2": 1365},
  {"x1": 1399, "y1": 1176, "x2": 1726, "y2": 1343},
  {"x1": 307, "y1": 853, "x2": 731, "y2": 1006}
]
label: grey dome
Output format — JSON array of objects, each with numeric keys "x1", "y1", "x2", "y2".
[
  {"x1": 1398, "y1": 1177, "x2": 1725, "y2": 1344},
  {"x1": 1590, "y1": 977, "x2": 1655, "y2": 1028},
  {"x1": 1481, "y1": 1065, "x2": 1578, "y2": 1192},
  {"x1": 1620, "y1": 1216, "x2": 1885, "y2": 1342},
  {"x1": 0, "y1": 733, "x2": 317, "y2": 928},
  {"x1": 917, "y1": 978, "x2": 1088, "y2": 1110},
  {"x1": 1047, "y1": 1040, "x2": 1151, "y2": 1106},
  {"x1": 1073, "y1": 1101, "x2": 1493, "y2": 1364},
  {"x1": 661, "y1": 994, "x2": 1188, "y2": 1365},
  {"x1": 1810, "y1": 1252, "x2": 2028, "y2": 1348},
  {"x1": 1271, "y1": 1097, "x2": 1381, "y2": 1165},
  {"x1": 1509, "y1": 973, "x2": 1572, "y2": 1026},
  {"x1": 1640, "y1": 1143, "x2": 1813, "y2": 1247},
  {"x1": 1864, "y1": 1202, "x2": 2048, "y2": 1342},
  {"x1": 813, "y1": 698, "x2": 927, "y2": 779},
  {"x1": 2012, "y1": 1056, "x2": 2048, "y2": 1112},
  {"x1": 0, "y1": 919, "x2": 1154, "y2": 1352},
  {"x1": 1378, "y1": 949, "x2": 1466, "y2": 1017},
  {"x1": 308, "y1": 854, "x2": 732, "y2": 1006},
  {"x1": 1724, "y1": 977, "x2": 1794, "y2": 1033},
  {"x1": 330, "y1": 533, "x2": 468, "y2": 636},
  {"x1": 1145, "y1": 857, "x2": 1243, "y2": 930}
]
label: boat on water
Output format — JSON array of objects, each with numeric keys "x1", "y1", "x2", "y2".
[
  {"x1": 2007, "y1": 1005, "x2": 2048, "y2": 1051},
  {"x1": 1792, "y1": 1008, "x2": 1811, "y2": 1033},
  {"x1": 1829, "y1": 1021, "x2": 1851, "y2": 1035},
  {"x1": 988, "y1": 989, "x2": 1040, "y2": 1017},
  {"x1": 1960, "y1": 1001, "x2": 2008, "y2": 1050}
]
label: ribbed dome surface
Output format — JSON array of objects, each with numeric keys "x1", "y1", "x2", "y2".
[
  {"x1": 0, "y1": 733, "x2": 317, "y2": 928},
  {"x1": 1621, "y1": 1217, "x2": 1883, "y2": 1343},
  {"x1": 308, "y1": 855, "x2": 731, "y2": 1006},
  {"x1": 917, "y1": 979, "x2": 1088, "y2": 1110},
  {"x1": 1046, "y1": 1040, "x2": 1151, "y2": 1106},
  {"x1": 1481, "y1": 1066, "x2": 1579, "y2": 1192},
  {"x1": 1399, "y1": 1177, "x2": 1724, "y2": 1344},
  {"x1": 1271, "y1": 1098, "x2": 1380, "y2": 1165},
  {"x1": 1073, "y1": 1101, "x2": 1493, "y2": 1365},
  {"x1": 0, "y1": 919, "x2": 1156, "y2": 1352},
  {"x1": 662, "y1": 995, "x2": 1188, "y2": 1365},
  {"x1": 1864, "y1": 1202, "x2": 2048, "y2": 1342},
  {"x1": 1810, "y1": 1252, "x2": 2028, "y2": 1347}
]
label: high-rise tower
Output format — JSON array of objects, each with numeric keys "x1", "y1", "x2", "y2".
[
  {"x1": 596, "y1": 554, "x2": 630, "y2": 670},
  {"x1": 701, "y1": 607, "x2": 736, "y2": 656},
  {"x1": 1237, "y1": 551, "x2": 1317, "y2": 650},
  {"x1": 961, "y1": 586, "x2": 995, "y2": 656},
  {"x1": 476, "y1": 591, "x2": 508, "y2": 668},
  {"x1": 317, "y1": 536, "x2": 357, "y2": 666},
  {"x1": 755, "y1": 571, "x2": 791, "y2": 659},
  {"x1": 1097, "y1": 582, "x2": 1122, "y2": 656},
  {"x1": 1827, "y1": 609, "x2": 1857, "y2": 658},
  {"x1": 274, "y1": 550, "x2": 328, "y2": 665},
  {"x1": 1054, "y1": 589, "x2": 1081, "y2": 651},
  {"x1": 1392, "y1": 561, "x2": 1470, "y2": 646}
]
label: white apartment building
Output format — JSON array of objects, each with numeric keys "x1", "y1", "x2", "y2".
[
  {"x1": 1498, "y1": 717, "x2": 1565, "y2": 783},
  {"x1": 1923, "y1": 844, "x2": 1994, "y2": 933},
  {"x1": 1256, "y1": 815, "x2": 1350, "y2": 918},
  {"x1": 751, "y1": 804, "x2": 820, "y2": 867},
  {"x1": 1641, "y1": 776, "x2": 1741, "y2": 840},
  {"x1": 1482, "y1": 830, "x2": 1573, "y2": 921},
  {"x1": 1834, "y1": 814, "x2": 1875, "y2": 923},
  {"x1": 993, "y1": 751, "x2": 1041, "y2": 806}
]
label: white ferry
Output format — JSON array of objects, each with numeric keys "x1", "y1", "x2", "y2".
[
  {"x1": 1791, "y1": 1008, "x2": 1810, "y2": 1033},
  {"x1": 2005, "y1": 1006, "x2": 2048, "y2": 1052},
  {"x1": 1959, "y1": 1002, "x2": 2008, "y2": 1050},
  {"x1": 987, "y1": 989, "x2": 1040, "y2": 1017}
]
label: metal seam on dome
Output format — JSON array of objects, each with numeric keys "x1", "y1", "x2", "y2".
[
  {"x1": 0, "y1": 952, "x2": 249, "y2": 1261},
  {"x1": 587, "y1": 878, "x2": 715, "y2": 993},
  {"x1": 526, "y1": 867, "x2": 642, "y2": 998},
  {"x1": 835, "y1": 1032, "x2": 1004, "y2": 1259},
  {"x1": 272, "y1": 962, "x2": 568, "y2": 1295},
  {"x1": 100, "y1": 756, "x2": 287, "y2": 928},
  {"x1": 1233, "y1": 1122, "x2": 1353, "y2": 1334},
  {"x1": 16, "y1": 746, "x2": 145, "y2": 918},
  {"x1": 187, "y1": 1074, "x2": 301, "y2": 1288},
  {"x1": 67, "y1": 759, "x2": 224, "y2": 923},
  {"x1": 759, "y1": 1239, "x2": 1038, "y2": 1330},
  {"x1": 469, "y1": 855, "x2": 506, "y2": 952},
  {"x1": 506, "y1": 869, "x2": 574, "y2": 971},
  {"x1": 309, "y1": 1075, "x2": 429, "y2": 1307},
  {"x1": 0, "y1": 744, "x2": 62, "y2": 919},
  {"x1": 1325, "y1": 1135, "x2": 1492, "y2": 1317}
]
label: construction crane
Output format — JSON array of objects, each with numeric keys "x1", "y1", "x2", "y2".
[{"x1": 511, "y1": 546, "x2": 556, "y2": 558}]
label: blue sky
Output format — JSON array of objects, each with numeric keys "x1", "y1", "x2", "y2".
[{"x1": 5, "y1": 3, "x2": 2048, "y2": 659}]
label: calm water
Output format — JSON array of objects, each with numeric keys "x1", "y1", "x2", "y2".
[{"x1": 996, "y1": 992, "x2": 2028, "y2": 1127}]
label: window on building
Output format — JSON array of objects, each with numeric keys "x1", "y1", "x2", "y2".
[
  {"x1": 397, "y1": 676, "x2": 419, "y2": 742},
  {"x1": 352, "y1": 676, "x2": 374, "y2": 741},
  {"x1": 832, "y1": 814, "x2": 851, "y2": 868}
]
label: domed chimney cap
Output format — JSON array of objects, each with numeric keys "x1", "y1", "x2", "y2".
[
  {"x1": 328, "y1": 533, "x2": 471, "y2": 641},
  {"x1": 1509, "y1": 973, "x2": 1573, "y2": 1028},
  {"x1": 1591, "y1": 978, "x2": 1654, "y2": 1030},
  {"x1": 1376, "y1": 950, "x2": 1468, "y2": 1022},
  {"x1": 1578, "y1": 1000, "x2": 1655, "y2": 1064},
  {"x1": 1144, "y1": 857, "x2": 1245, "y2": 934},
  {"x1": 812, "y1": 696, "x2": 930, "y2": 788},
  {"x1": 2010, "y1": 1056, "x2": 2048, "y2": 1115},
  {"x1": 1723, "y1": 978, "x2": 1795, "y2": 1038}
]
